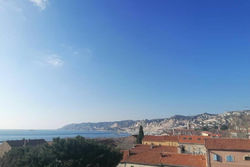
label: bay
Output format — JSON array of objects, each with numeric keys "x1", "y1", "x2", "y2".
[{"x1": 0, "y1": 130, "x2": 129, "y2": 142}]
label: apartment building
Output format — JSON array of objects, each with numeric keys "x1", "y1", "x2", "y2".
[{"x1": 205, "y1": 138, "x2": 250, "y2": 167}]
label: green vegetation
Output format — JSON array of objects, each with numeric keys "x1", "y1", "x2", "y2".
[
  {"x1": 220, "y1": 124, "x2": 228, "y2": 131},
  {"x1": 0, "y1": 136, "x2": 122, "y2": 167},
  {"x1": 201, "y1": 126, "x2": 209, "y2": 131},
  {"x1": 136, "y1": 125, "x2": 144, "y2": 144}
]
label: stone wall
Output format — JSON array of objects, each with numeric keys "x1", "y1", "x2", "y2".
[{"x1": 178, "y1": 143, "x2": 206, "y2": 155}]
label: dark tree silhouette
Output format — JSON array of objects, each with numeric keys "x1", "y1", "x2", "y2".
[
  {"x1": 0, "y1": 136, "x2": 122, "y2": 167},
  {"x1": 136, "y1": 125, "x2": 144, "y2": 144}
]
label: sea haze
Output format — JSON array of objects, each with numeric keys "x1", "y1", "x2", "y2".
[{"x1": 0, "y1": 130, "x2": 129, "y2": 142}]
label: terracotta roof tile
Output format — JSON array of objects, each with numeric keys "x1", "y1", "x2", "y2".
[
  {"x1": 122, "y1": 151, "x2": 206, "y2": 167},
  {"x1": 122, "y1": 151, "x2": 161, "y2": 165},
  {"x1": 143, "y1": 135, "x2": 178, "y2": 142},
  {"x1": 205, "y1": 138, "x2": 250, "y2": 151},
  {"x1": 161, "y1": 153, "x2": 206, "y2": 167}
]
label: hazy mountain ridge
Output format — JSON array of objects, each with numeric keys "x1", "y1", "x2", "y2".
[{"x1": 60, "y1": 110, "x2": 250, "y2": 135}]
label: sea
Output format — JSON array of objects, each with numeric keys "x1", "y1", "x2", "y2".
[{"x1": 0, "y1": 130, "x2": 129, "y2": 143}]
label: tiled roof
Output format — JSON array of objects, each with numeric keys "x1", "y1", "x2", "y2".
[
  {"x1": 143, "y1": 135, "x2": 178, "y2": 142},
  {"x1": 130, "y1": 144, "x2": 177, "y2": 153},
  {"x1": 161, "y1": 153, "x2": 206, "y2": 167},
  {"x1": 121, "y1": 151, "x2": 206, "y2": 167},
  {"x1": 179, "y1": 135, "x2": 210, "y2": 144},
  {"x1": 121, "y1": 151, "x2": 162, "y2": 165},
  {"x1": 121, "y1": 143, "x2": 205, "y2": 167},
  {"x1": 6, "y1": 139, "x2": 47, "y2": 147},
  {"x1": 205, "y1": 138, "x2": 250, "y2": 151}
]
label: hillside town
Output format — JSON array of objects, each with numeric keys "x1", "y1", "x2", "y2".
[
  {"x1": 0, "y1": 111, "x2": 249, "y2": 166},
  {"x1": 61, "y1": 110, "x2": 250, "y2": 137},
  {"x1": 118, "y1": 131, "x2": 250, "y2": 167}
]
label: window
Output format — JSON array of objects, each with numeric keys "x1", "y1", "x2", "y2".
[
  {"x1": 181, "y1": 145, "x2": 185, "y2": 153},
  {"x1": 226, "y1": 155, "x2": 234, "y2": 162},
  {"x1": 213, "y1": 154, "x2": 220, "y2": 161},
  {"x1": 244, "y1": 156, "x2": 250, "y2": 160},
  {"x1": 198, "y1": 138, "x2": 201, "y2": 140},
  {"x1": 188, "y1": 137, "x2": 192, "y2": 140},
  {"x1": 183, "y1": 137, "x2": 187, "y2": 140}
]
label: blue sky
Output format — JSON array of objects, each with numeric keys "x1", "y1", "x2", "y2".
[{"x1": 0, "y1": 0, "x2": 250, "y2": 129}]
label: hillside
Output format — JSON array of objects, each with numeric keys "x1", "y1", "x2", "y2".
[{"x1": 60, "y1": 110, "x2": 250, "y2": 135}]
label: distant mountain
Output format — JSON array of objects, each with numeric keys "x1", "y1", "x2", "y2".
[
  {"x1": 60, "y1": 110, "x2": 250, "y2": 135},
  {"x1": 61, "y1": 120, "x2": 137, "y2": 131}
]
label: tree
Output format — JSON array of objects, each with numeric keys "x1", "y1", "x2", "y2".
[
  {"x1": 220, "y1": 124, "x2": 228, "y2": 131},
  {"x1": 201, "y1": 126, "x2": 209, "y2": 131},
  {"x1": 136, "y1": 126, "x2": 144, "y2": 144},
  {"x1": 0, "y1": 136, "x2": 122, "y2": 167}
]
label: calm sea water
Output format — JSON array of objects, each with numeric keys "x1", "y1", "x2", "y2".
[{"x1": 0, "y1": 130, "x2": 129, "y2": 142}]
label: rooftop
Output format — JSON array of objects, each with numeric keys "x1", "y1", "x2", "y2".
[
  {"x1": 121, "y1": 151, "x2": 206, "y2": 167},
  {"x1": 179, "y1": 135, "x2": 210, "y2": 144},
  {"x1": 205, "y1": 138, "x2": 250, "y2": 151},
  {"x1": 143, "y1": 135, "x2": 178, "y2": 142}
]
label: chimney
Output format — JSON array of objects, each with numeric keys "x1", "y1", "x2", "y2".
[{"x1": 122, "y1": 150, "x2": 130, "y2": 161}]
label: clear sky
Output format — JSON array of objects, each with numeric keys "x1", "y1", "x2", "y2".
[{"x1": 0, "y1": 0, "x2": 250, "y2": 129}]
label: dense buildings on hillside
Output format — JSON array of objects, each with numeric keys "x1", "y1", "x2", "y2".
[{"x1": 61, "y1": 110, "x2": 250, "y2": 138}]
